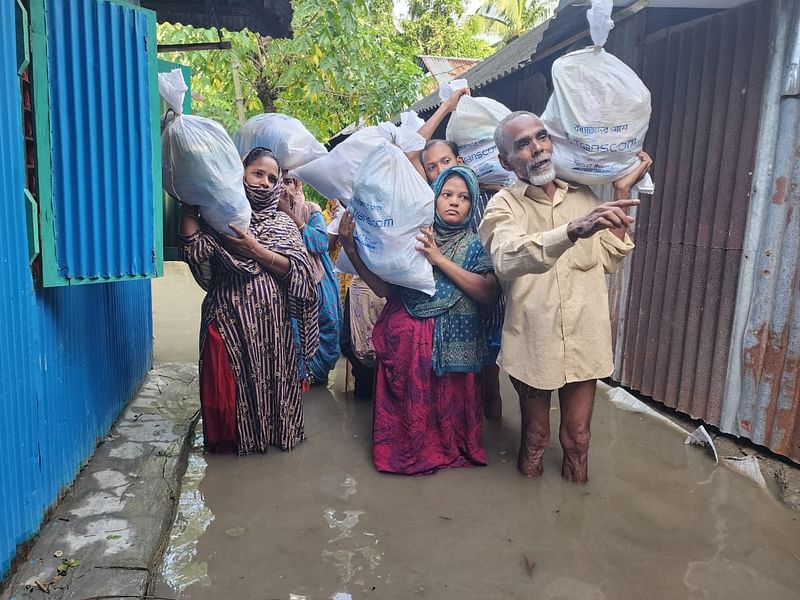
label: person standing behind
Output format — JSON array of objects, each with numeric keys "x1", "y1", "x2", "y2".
[
  {"x1": 340, "y1": 166, "x2": 500, "y2": 475},
  {"x1": 282, "y1": 175, "x2": 342, "y2": 385},
  {"x1": 479, "y1": 111, "x2": 652, "y2": 483},
  {"x1": 321, "y1": 199, "x2": 352, "y2": 306},
  {"x1": 180, "y1": 147, "x2": 319, "y2": 454},
  {"x1": 327, "y1": 209, "x2": 386, "y2": 400}
]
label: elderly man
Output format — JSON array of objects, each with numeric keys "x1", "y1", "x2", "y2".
[{"x1": 479, "y1": 111, "x2": 651, "y2": 483}]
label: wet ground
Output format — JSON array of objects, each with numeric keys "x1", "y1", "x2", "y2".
[
  {"x1": 152, "y1": 264, "x2": 800, "y2": 600},
  {"x1": 152, "y1": 262, "x2": 206, "y2": 364}
]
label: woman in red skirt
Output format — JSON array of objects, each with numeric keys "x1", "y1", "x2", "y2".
[
  {"x1": 179, "y1": 147, "x2": 319, "y2": 454},
  {"x1": 339, "y1": 166, "x2": 500, "y2": 474}
]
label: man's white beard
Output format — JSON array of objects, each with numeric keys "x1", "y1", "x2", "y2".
[{"x1": 528, "y1": 164, "x2": 556, "y2": 187}]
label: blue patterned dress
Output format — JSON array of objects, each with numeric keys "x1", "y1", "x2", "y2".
[{"x1": 293, "y1": 210, "x2": 342, "y2": 383}]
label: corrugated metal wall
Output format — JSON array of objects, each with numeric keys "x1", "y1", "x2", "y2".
[
  {"x1": 46, "y1": 0, "x2": 158, "y2": 280},
  {"x1": 618, "y1": 1, "x2": 771, "y2": 423},
  {"x1": 0, "y1": 2, "x2": 153, "y2": 578},
  {"x1": 724, "y1": 0, "x2": 800, "y2": 461},
  {"x1": 413, "y1": 0, "x2": 800, "y2": 460}
]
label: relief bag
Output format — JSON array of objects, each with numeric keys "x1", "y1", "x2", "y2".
[
  {"x1": 234, "y1": 113, "x2": 327, "y2": 170},
  {"x1": 540, "y1": 0, "x2": 654, "y2": 191},
  {"x1": 160, "y1": 69, "x2": 251, "y2": 236}
]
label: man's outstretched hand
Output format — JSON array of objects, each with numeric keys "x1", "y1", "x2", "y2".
[{"x1": 567, "y1": 199, "x2": 639, "y2": 241}]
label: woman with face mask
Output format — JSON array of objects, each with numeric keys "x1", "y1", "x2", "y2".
[{"x1": 179, "y1": 147, "x2": 319, "y2": 454}]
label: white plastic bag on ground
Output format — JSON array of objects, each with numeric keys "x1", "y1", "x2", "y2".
[
  {"x1": 722, "y1": 455, "x2": 767, "y2": 489},
  {"x1": 685, "y1": 425, "x2": 719, "y2": 463},
  {"x1": 234, "y1": 113, "x2": 327, "y2": 170},
  {"x1": 294, "y1": 111, "x2": 425, "y2": 206},
  {"x1": 604, "y1": 385, "x2": 686, "y2": 434},
  {"x1": 335, "y1": 122, "x2": 436, "y2": 296},
  {"x1": 541, "y1": 47, "x2": 651, "y2": 187},
  {"x1": 445, "y1": 96, "x2": 516, "y2": 188},
  {"x1": 160, "y1": 69, "x2": 250, "y2": 236}
]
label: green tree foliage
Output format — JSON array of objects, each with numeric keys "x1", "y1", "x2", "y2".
[
  {"x1": 401, "y1": 0, "x2": 494, "y2": 58},
  {"x1": 475, "y1": 0, "x2": 556, "y2": 41},
  {"x1": 157, "y1": 0, "x2": 425, "y2": 140},
  {"x1": 273, "y1": 0, "x2": 422, "y2": 139},
  {"x1": 157, "y1": 24, "x2": 264, "y2": 133}
]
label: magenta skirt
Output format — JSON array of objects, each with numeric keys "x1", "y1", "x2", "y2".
[{"x1": 372, "y1": 297, "x2": 487, "y2": 475}]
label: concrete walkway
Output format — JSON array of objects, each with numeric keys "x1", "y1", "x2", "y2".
[{"x1": 1, "y1": 364, "x2": 199, "y2": 600}]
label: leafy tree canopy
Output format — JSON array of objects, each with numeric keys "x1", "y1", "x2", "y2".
[
  {"x1": 157, "y1": 0, "x2": 500, "y2": 139},
  {"x1": 158, "y1": 0, "x2": 421, "y2": 139},
  {"x1": 400, "y1": 0, "x2": 495, "y2": 59},
  {"x1": 474, "y1": 0, "x2": 556, "y2": 41}
]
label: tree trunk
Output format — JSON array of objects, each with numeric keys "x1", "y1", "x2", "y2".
[
  {"x1": 252, "y1": 34, "x2": 279, "y2": 113},
  {"x1": 254, "y1": 78, "x2": 278, "y2": 113}
]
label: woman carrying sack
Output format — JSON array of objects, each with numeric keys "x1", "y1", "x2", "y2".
[
  {"x1": 180, "y1": 147, "x2": 319, "y2": 454},
  {"x1": 339, "y1": 166, "x2": 500, "y2": 475}
]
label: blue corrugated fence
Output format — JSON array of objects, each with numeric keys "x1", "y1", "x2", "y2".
[{"x1": 0, "y1": 0, "x2": 154, "y2": 578}]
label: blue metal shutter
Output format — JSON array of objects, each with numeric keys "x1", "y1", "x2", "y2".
[{"x1": 43, "y1": 0, "x2": 161, "y2": 283}]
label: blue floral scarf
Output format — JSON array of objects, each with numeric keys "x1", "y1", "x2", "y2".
[{"x1": 401, "y1": 166, "x2": 494, "y2": 375}]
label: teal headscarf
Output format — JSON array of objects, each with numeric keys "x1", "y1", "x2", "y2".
[
  {"x1": 401, "y1": 166, "x2": 495, "y2": 375},
  {"x1": 431, "y1": 165, "x2": 481, "y2": 241}
]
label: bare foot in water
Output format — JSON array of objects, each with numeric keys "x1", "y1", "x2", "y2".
[
  {"x1": 517, "y1": 443, "x2": 545, "y2": 478},
  {"x1": 561, "y1": 452, "x2": 588, "y2": 484}
]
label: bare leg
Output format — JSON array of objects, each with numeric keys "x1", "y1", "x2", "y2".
[
  {"x1": 513, "y1": 379, "x2": 552, "y2": 478},
  {"x1": 558, "y1": 379, "x2": 596, "y2": 484},
  {"x1": 483, "y1": 363, "x2": 502, "y2": 421}
]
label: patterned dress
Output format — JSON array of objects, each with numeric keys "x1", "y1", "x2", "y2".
[
  {"x1": 292, "y1": 206, "x2": 342, "y2": 383},
  {"x1": 181, "y1": 182, "x2": 319, "y2": 454},
  {"x1": 372, "y1": 166, "x2": 495, "y2": 475}
]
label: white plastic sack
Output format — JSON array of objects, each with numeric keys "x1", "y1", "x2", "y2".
[
  {"x1": 335, "y1": 142, "x2": 436, "y2": 296},
  {"x1": 541, "y1": 47, "x2": 651, "y2": 186},
  {"x1": 445, "y1": 96, "x2": 516, "y2": 187},
  {"x1": 160, "y1": 69, "x2": 250, "y2": 236},
  {"x1": 438, "y1": 78, "x2": 468, "y2": 102},
  {"x1": 234, "y1": 113, "x2": 327, "y2": 170},
  {"x1": 293, "y1": 111, "x2": 425, "y2": 206},
  {"x1": 587, "y1": 0, "x2": 614, "y2": 48}
]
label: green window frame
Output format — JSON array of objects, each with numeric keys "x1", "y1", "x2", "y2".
[
  {"x1": 23, "y1": 0, "x2": 163, "y2": 287},
  {"x1": 16, "y1": 0, "x2": 39, "y2": 267}
]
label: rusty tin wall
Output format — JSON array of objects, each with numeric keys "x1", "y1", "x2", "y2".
[
  {"x1": 723, "y1": 0, "x2": 800, "y2": 461},
  {"x1": 618, "y1": 1, "x2": 771, "y2": 426}
]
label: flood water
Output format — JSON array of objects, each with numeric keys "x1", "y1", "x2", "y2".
[
  {"x1": 152, "y1": 264, "x2": 800, "y2": 600},
  {"x1": 153, "y1": 369, "x2": 800, "y2": 600}
]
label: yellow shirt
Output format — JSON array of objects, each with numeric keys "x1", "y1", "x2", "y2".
[{"x1": 478, "y1": 179, "x2": 634, "y2": 390}]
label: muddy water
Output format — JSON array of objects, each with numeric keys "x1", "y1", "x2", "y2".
[
  {"x1": 151, "y1": 262, "x2": 206, "y2": 364},
  {"x1": 153, "y1": 367, "x2": 800, "y2": 600},
  {"x1": 151, "y1": 267, "x2": 800, "y2": 599}
]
